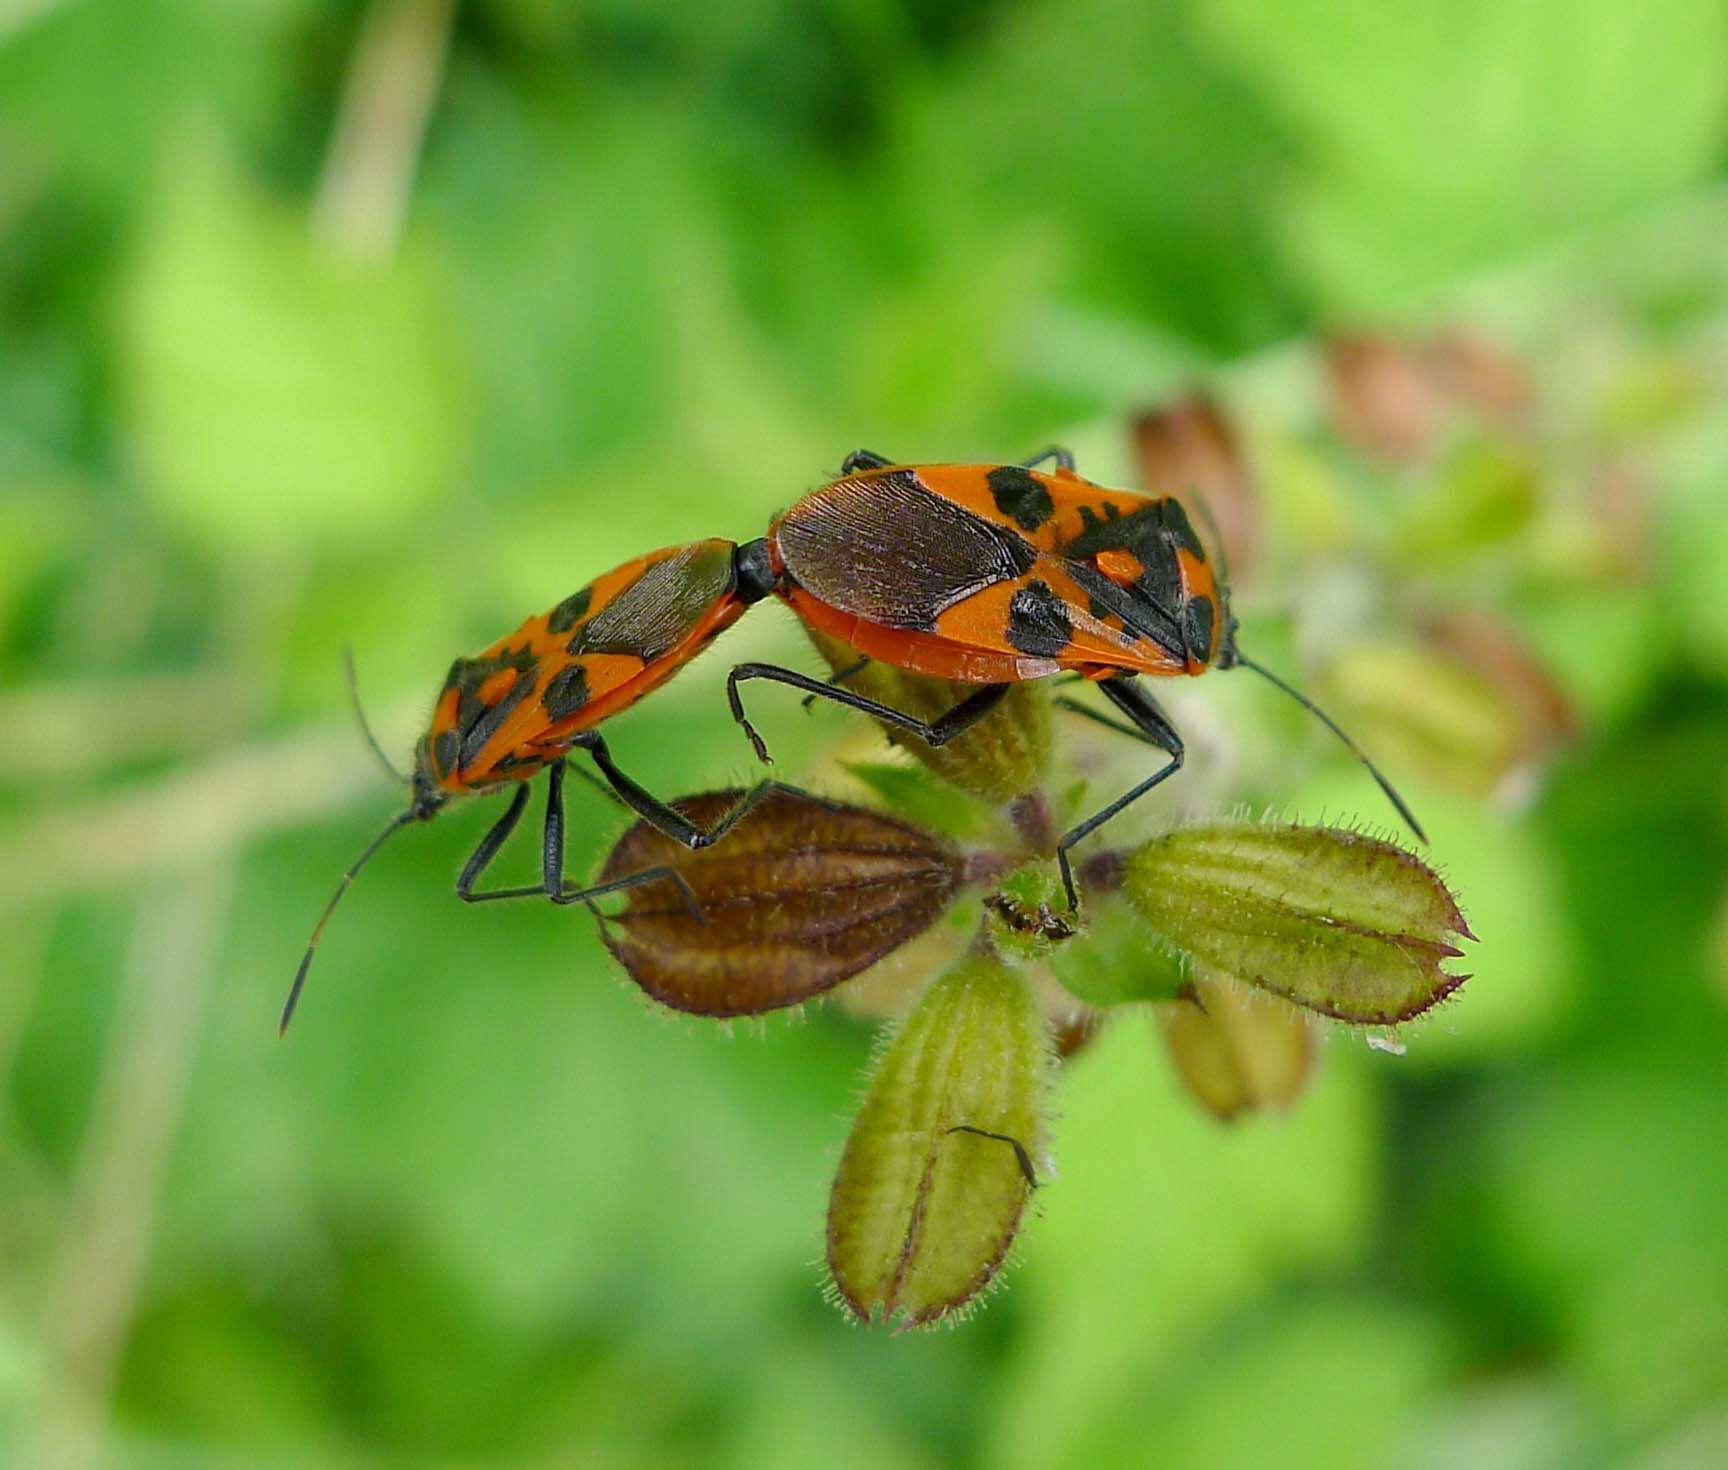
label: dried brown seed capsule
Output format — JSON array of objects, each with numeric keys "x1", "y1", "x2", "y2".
[
  {"x1": 1126, "y1": 820, "x2": 1473, "y2": 1025},
  {"x1": 827, "y1": 953, "x2": 1051, "y2": 1329},
  {"x1": 1327, "y1": 334, "x2": 1443, "y2": 463},
  {"x1": 1131, "y1": 393, "x2": 1259, "y2": 579},
  {"x1": 596, "y1": 788, "x2": 962, "y2": 1017}
]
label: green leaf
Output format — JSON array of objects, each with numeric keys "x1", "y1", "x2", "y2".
[
  {"x1": 1200, "y1": 0, "x2": 1728, "y2": 310},
  {"x1": 121, "y1": 144, "x2": 466, "y2": 552}
]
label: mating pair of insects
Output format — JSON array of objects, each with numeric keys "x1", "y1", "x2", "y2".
[{"x1": 287, "y1": 449, "x2": 1425, "y2": 1032}]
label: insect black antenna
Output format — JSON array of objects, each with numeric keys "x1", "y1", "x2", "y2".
[
  {"x1": 280, "y1": 810, "x2": 416, "y2": 1037},
  {"x1": 1233, "y1": 653, "x2": 1428, "y2": 845},
  {"x1": 343, "y1": 647, "x2": 411, "y2": 785}
]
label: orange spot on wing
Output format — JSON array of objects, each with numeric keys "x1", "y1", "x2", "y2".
[
  {"x1": 1095, "y1": 549, "x2": 1142, "y2": 585},
  {"x1": 476, "y1": 667, "x2": 518, "y2": 706},
  {"x1": 431, "y1": 686, "x2": 459, "y2": 734}
]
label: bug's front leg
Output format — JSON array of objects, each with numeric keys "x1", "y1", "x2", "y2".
[{"x1": 1053, "y1": 677, "x2": 1184, "y2": 910}]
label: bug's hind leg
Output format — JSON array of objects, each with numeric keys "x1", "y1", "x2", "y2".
[
  {"x1": 726, "y1": 662, "x2": 1009, "y2": 764},
  {"x1": 1053, "y1": 677, "x2": 1184, "y2": 910},
  {"x1": 575, "y1": 732, "x2": 839, "y2": 852},
  {"x1": 801, "y1": 655, "x2": 869, "y2": 710},
  {"x1": 840, "y1": 448, "x2": 894, "y2": 474}
]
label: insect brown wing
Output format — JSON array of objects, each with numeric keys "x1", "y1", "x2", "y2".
[
  {"x1": 571, "y1": 541, "x2": 737, "y2": 662},
  {"x1": 776, "y1": 471, "x2": 1037, "y2": 633}
]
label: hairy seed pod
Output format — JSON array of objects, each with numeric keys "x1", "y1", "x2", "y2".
[
  {"x1": 827, "y1": 953, "x2": 1051, "y2": 1329},
  {"x1": 1126, "y1": 820, "x2": 1473, "y2": 1025}
]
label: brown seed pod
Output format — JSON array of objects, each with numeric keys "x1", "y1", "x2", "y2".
[
  {"x1": 595, "y1": 788, "x2": 963, "y2": 1017},
  {"x1": 1131, "y1": 393, "x2": 1259, "y2": 580}
]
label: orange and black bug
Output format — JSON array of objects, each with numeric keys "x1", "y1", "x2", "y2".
[
  {"x1": 728, "y1": 448, "x2": 1424, "y2": 907},
  {"x1": 285, "y1": 538, "x2": 789, "y2": 1033}
]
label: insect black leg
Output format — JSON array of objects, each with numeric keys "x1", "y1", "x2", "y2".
[
  {"x1": 456, "y1": 762, "x2": 609, "y2": 905},
  {"x1": 454, "y1": 782, "x2": 535, "y2": 902},
  {"x1": 1054, "y1": 677, "x2": 1184, "y2": 910},
  {"x1": 567, "y1": 759, "x2": 625, "y2": 807},
  {"x1": 1054, "y1": 693, "x2": 1159, "y2": 745},
  {"x1": 946, "y1": 1125, "x2": 1039, "y2": 1189},
  {"x1": 840, "y1": 448, "x2": 894, "y2": 474},
  {"x1": 727, "y1": 662, "x2": 1010, "y2": 764},
  {"x1": 576, "y1": 732, "x2": 836, "y2": 852},
  {"x1": 551, "y1": 864, "x2": 705, "y2": 922},
  {"x1": 551, "y1": 776, "x2": 832, "y2": 923},
  {"x1": 1020, "y1": 445, "x2": 1076, "y2": 473},
  {"x1": 541, "y1": 758, "x2": 567, "y2": 895},
  {"x1": 800, "y1": 655, "x2": 869, "y2": 710}
]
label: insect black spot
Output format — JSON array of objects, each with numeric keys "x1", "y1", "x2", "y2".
[
  {"x1": 1067, "y1": 554, "x2": 1186, "y2": 660},
  {"x1": 1160, "y1": 499, "x2": 1205, "y2": 560},
  {"x1": 1005, "y1": 581, "x2": 1073, "y2": 660},
  {"x1": 987, "y1": 466, "x2": 1055, "y2": 532},
  {"x1": 547, "y1": 586, "x2": 593, "y2": 635},
  {"x1": 431, "y1": 730, "x2": 459, "y2": 780},
  {"x1": 542, "y1": 664, "x2": 590, "y2": 723},
  {"x1": 1184, "y1": 595, "x2": 1215, "y2": 663}
]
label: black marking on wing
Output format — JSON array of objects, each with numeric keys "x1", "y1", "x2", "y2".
[
  {"x1": 987, "y1": 465, "x2": 1055, "y2": 532},
  {"x1": 777, "y1": 471, "x2": 1038, "y2": 631},
  {"x1": 431, "y1": 730, "x2": 459, "y2": 781},
  {"x1": 547, "y1": 586, "x2": 593, "y2": 635},
  {"x1": 1064, "y1": 560, "x2": 1185, "y2": 660},
  {"x1": 1005, "y1": 581, "x2": 1074, "y2": 659},
  {"x1": 441, "y1": 645, "x2": 540, "y2": 770},
  {"x1": 1058, "y1": 497, "x2": 1202, "y2": 657},
  {"x1": 541, "y1": 664, "x2": 591, "y2": 723},
  {"x1": 457, "y1": 652, "x2": 539, "y2": 769},
  {"x1": 1183, "y1": 595, "x2": 1215, "y2": 664}
]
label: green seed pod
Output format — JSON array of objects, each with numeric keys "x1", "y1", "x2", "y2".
[
  {"x1": 1158, "y1": 976, "x2": 1316, "y2": 1122},
  {"x1": 827, "y1": 953, "x2": 1051, "y2": 1329},
  {"x1": 1125, "y1": 821, "x2": 1472, "y2": 1025},
  {"x1": 805, "y1": 627, "x2": 1052, "y2": 804}
]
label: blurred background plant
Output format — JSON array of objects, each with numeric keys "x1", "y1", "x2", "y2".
[{"x1": 4, "y1": 0, "x2": 1728, "y2": 1465}]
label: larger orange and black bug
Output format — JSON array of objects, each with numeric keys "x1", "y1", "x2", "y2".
[
  {"x1": 284, "y1": 538, "x2": 789, "y2": 1033},
  {"x1": 728, "y1": 448, "x2": 1425, "y2": 907}
]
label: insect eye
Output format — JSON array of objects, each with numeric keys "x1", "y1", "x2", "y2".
[{"x1": 1093, "y1": 549, "x2": 1143, "y2": 587}]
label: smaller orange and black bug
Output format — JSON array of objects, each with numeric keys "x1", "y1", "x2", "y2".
[
  {"x1": 284, "y1": 538, "x2": 790, "y2": 1034},
  {"x1": 727, "y1": 448, "x2": 1425, "y2": 907}
]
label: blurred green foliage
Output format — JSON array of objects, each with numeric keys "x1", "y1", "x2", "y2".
[{"x1": 4, "y1": 0, "x2": 1728, "y2": 1465}]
